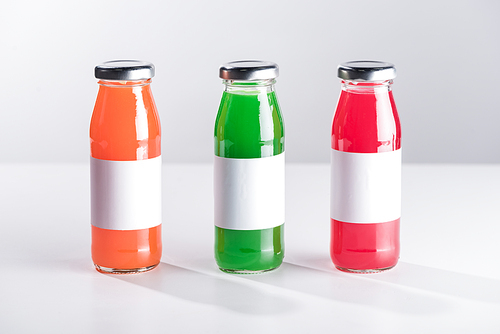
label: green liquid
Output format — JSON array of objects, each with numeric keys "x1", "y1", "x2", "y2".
[{"x1": 214, "y1": 88, "x2": 285, "y2": 273}]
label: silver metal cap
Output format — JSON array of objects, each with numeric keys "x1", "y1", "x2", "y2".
[
  {"x1": 219, "y1": 60, "x2": 279, "y2": 81},
  {"x1": 95, "y1": 60, "x2": 155, "y2": 80},
  {"x1": 337, "y1": 60, "x2": 396, "y2": 81}
]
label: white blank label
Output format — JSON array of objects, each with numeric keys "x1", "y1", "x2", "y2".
[
  {"x1": 331, "y1": 149, "x2": 401, "y2": 223},
  {"x1": 214, "y1": 153, "x2": 285, "y2": 230},
  {"x1": 91, "y1": 156, "x2": 162, "y2": 230}
]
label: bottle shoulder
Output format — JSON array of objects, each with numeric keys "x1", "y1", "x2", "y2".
[
  {"x1": 90, "y1": 85, "x2": 161, "y2": 160},
  {"x1": 214, "y1": 91, "x2": 284, "y2": 158},
  {"x1": 332, "y1": 90, "x2": 401, "y2": 153}
]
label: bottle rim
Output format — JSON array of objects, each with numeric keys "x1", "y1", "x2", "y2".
[
  {"x1": 97, "y1": 79, "x2": 152, "y2": 88},
  {"x1": 341, "y1": 80, "x2": 393, "y2": 94},
  {"x1": 222, "y1": 78, "x2": 276, "y2": 86}
]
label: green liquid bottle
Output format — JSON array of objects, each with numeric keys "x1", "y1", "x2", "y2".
[{"x1": 214, "y1": 60, "x2": 285, "y2": 274}]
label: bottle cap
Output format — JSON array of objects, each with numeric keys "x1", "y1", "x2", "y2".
[
  {"x1": 95, "y1": 60, "x2": 155, "y2": 80},
  {"x1": 337, "y1": 61, "x2": 396, "y2": 81},
  {"x1": 219, "y1": 60, "x2": 279, "y2": 81}
]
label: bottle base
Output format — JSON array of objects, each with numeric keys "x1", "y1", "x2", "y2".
[
  {"x1": 94, "y1": 263, "x2": 159, "y2": 274},
  {"x1": 218, "y1": 265, "x2": 281, "y2": 275},
  {"x1": 335, "y1": 265, "x2": 395, "y2": 274}
]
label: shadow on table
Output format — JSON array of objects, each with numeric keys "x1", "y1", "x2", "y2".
[
  {"x1": 367, "y1": 261, "x2": 500, "y2": 304},
  {"x1": 241, "y1": 258, "x2": 500, "y2": 314},
  {"x1": 302, "y1": 258, "x2": 500, "y2": 304},
  {"x1": 114, "y1": 262, "x2": 298, "y2": 315},
  {"x1": 241, "y1": 261, "x2": 445, "y2": 315}
]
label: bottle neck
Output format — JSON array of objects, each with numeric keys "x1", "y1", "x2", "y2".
[
  {"x1": 98, "y1": 79, "x2": 152, "y2": 88},
  {"x1": 341, "y1": 80, "x2": 392, "y2": 94},
  {"x1": 223, "y1": 79, "x2": 276, "y2": 94}
]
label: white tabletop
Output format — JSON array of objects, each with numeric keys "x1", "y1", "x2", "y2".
[{"x1": 1, "y1": 163, "x2": 499, "y2": 333}]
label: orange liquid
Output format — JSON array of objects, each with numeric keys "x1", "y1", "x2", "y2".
[
  {"x1": 90, "y1": 79, "x2": 162, "y2": 272},
  {"x1": 91, "y1": 225, "x2": 162, "y2": 270}
]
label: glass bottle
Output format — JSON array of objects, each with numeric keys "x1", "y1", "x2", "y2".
[
  {"x1": 90, "y1": 60, "x2": 162, "y2": 274},
  {"x1": 214, "y1": 60, "x2": 285, "y2": 274},
  {"x1": 330, "y1": 61, "x2": 401, "y2": 273}
]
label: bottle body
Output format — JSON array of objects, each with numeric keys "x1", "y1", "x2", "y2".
[
  {"x1": 330, "y1": 79, "x2": 401, "y2": 273},
  {"x1": 214, "y1": 79, "x2": 285, "y2": 273},
  {"x1": 90, "y1": 78, "x2": 162, "y2": 274}
]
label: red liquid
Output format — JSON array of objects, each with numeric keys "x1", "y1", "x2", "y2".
[
  {"x1": 331, "y1": 82, "x2": 401, "y2": 271},
  {"x1": 331, "y1": 219, "x2": 400, "y2": 271},
  {"x1": 90, "y1": 79, "x2": 162, "y2": 273}
]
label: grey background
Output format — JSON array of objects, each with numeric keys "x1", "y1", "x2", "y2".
[{"x1": 1, "y1": 0, "x2": 499, "y2": 164}]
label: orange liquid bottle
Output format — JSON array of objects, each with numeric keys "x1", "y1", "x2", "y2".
[{"x1": 90, "y1": 60, "x2": 162, "y2": 274}]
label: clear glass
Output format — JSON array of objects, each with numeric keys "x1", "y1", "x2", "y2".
[
  {"x1": 330, "y1": 80, "x2": 401, "y2": 273},
  {"x1": 214, "y1": 79, "x2": 285, "y2": 274},
  {"x1": 90, "y1": 79, "x2": 162, "y2": 274}
]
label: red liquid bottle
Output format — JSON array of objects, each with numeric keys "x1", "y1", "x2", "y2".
[
  {"x1": 90, "y1": 60, "x2": 162, "y2": 274},
  {"x1": 330, "y1": 61, "x2": 401, "y2": 273}
]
